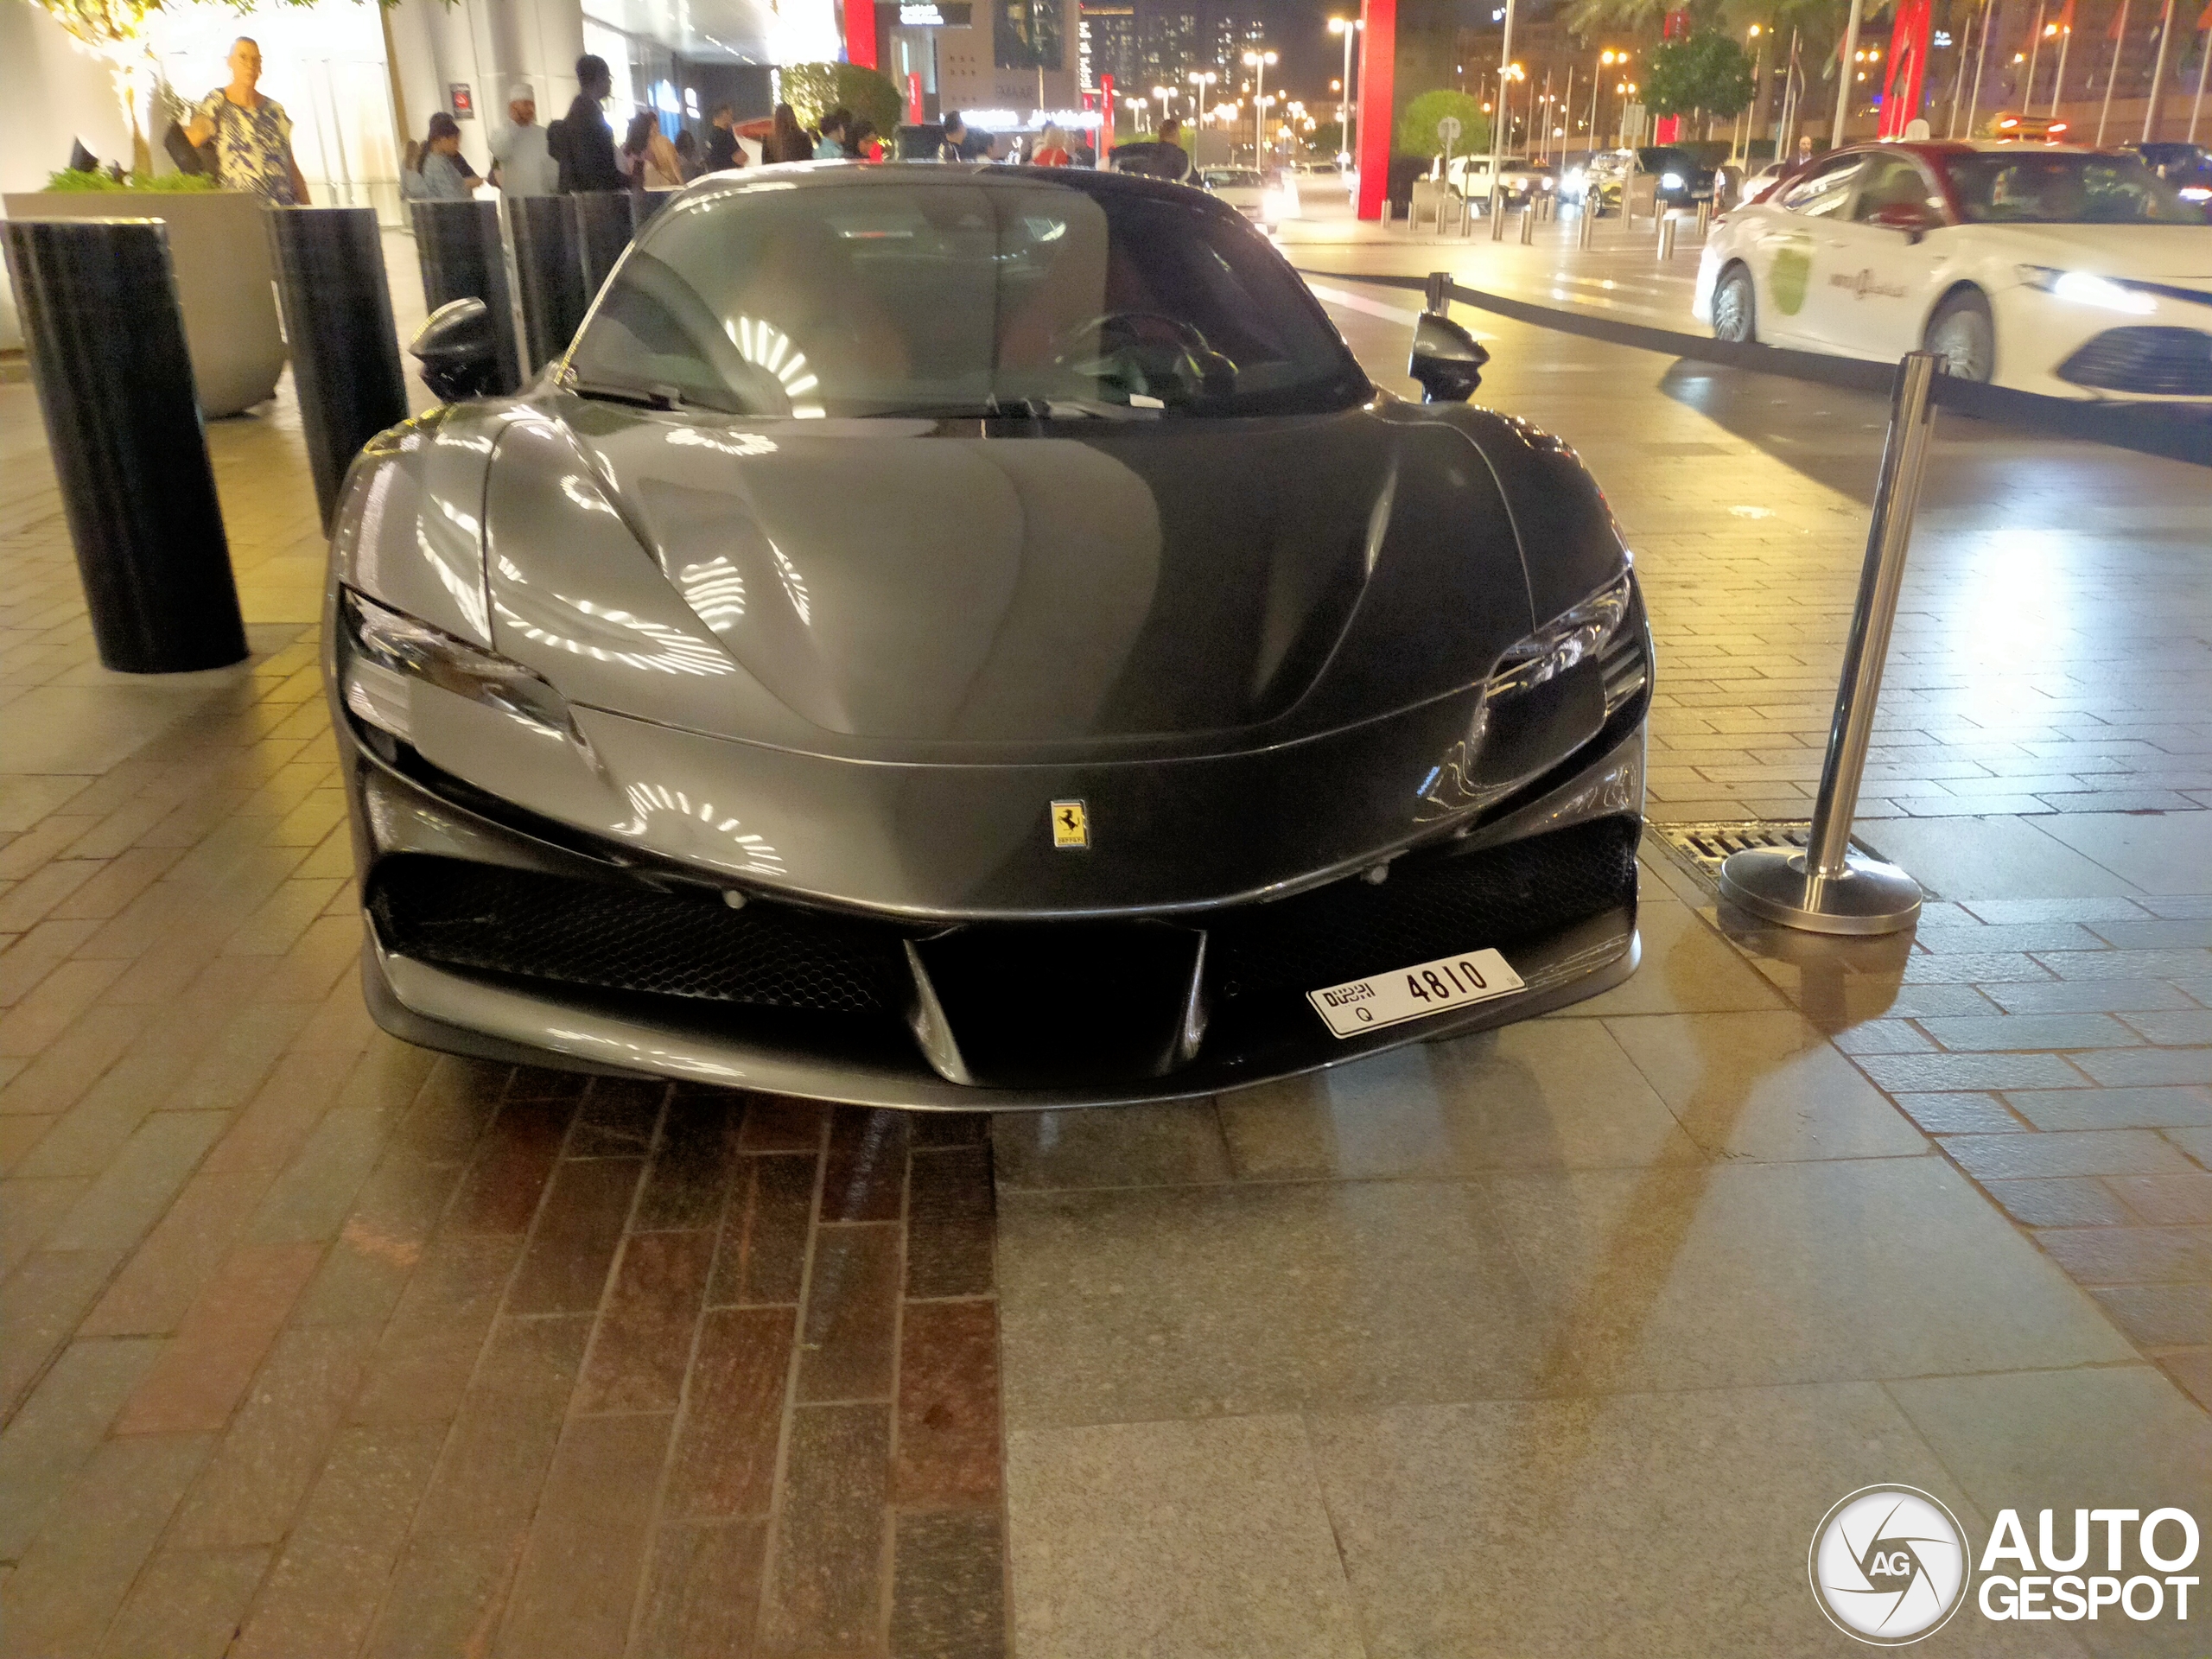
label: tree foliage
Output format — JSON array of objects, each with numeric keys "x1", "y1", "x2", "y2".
[
  {"x1": 1643, "y1": 29, "x2": 1756, "y2": 118},
  {"x1": 781, "y1": 62, "x2": 903, "y2": 139},
  {"x1": 1395, "y1": 89, "x2": 1490, "y2": 156}
]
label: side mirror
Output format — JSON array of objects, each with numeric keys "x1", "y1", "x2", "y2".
[
  {"x1": 1868, "y1": 202, "x2": 1938, "y2": 244},
  {"x1": 410, "y1": 297, "x2": 499, "y2": 403},
  {"x1": 1408, "y1": 312, "x2": 1488, "y2": 403}
]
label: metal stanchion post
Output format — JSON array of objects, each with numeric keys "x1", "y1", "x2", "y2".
[
  {"x1": 0, "y1": 219, "x2": 246, "y2": 673},
  {"x1": 1518, "y1": 202, "x2": 1535, "y2": 243},
  {"x1": 1656, "y1": 216, "x2": 1675, "y2": 260},
  {"x1": 572, "y1": 191, "x2": 633, "y2": 299},
  {"x1": 1423, "y1": 270, "x2": 1451, "y2": 314},
  {"x1": 267, "y1": 207, "x2": 408, "y2": 533},
  {"x1": 411, "y1": 200, "x2": 520, "y2": 394},
  {"x1": 1487, "y1": 186, "x2": 1504, "y2": 240},
  {"x1": 510, "y1": 194, "x2": 588, "y2": 372},
  {"x1": 1719, "y1": 353, "x2": 1943, "y2": 936},
  {"x1": 1695, "y1": 199, "x2": 1712, "y2": 236},
  {"x1": 1577, "y1": 203, "x2": 1595, "y2": 249}
]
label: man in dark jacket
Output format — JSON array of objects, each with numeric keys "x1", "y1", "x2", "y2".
[
  {"x1": 1109, "y1": 115, "x2": 1190, "y2": 181},
  {"x1": 704, "y1": 103, "x2": 745, "y2": 171},
  {"x1": 553, "y1": 54, "x2": 623, "y2": 193}
]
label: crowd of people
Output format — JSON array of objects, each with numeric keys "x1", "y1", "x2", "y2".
[{"x1": 182, "y1": 39, "x2": 1194, "y2": 209}]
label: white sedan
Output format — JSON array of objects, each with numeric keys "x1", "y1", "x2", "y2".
[{"x1": 1693, "y1": 141, "x2": 2212, "y2": 400}]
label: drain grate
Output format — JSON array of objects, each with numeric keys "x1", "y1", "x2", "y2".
[{"x1": 1651, "y1": 820, "x2": 1917, "y2": 892}]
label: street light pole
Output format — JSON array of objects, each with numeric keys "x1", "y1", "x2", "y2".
[
  {"x1": 1832, "y1": 0, "x2": 1866, "y2": 147},
  {"x1": 1331, "y1": 17, "x2": 1360, "y2": 162},
  {"x1": 1489, "y1": 0, "x2": 1519, "y2": 198}
]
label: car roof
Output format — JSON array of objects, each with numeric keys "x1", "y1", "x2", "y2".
[{"x1": 681, "y1": 159, "x2": 1221, "y2": 211}]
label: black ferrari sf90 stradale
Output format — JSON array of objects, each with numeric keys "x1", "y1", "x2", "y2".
[{"x1": 326, "y1": 162, "x2": 1650, "y2": 1108}]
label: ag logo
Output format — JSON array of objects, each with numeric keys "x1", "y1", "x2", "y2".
[
  {"x1": 1049, "y1": 799, "x2": 1090, "y2": 850},
  {"x1": 1810, "y1": 1486, "x2": 1969, "y2": 1645}
]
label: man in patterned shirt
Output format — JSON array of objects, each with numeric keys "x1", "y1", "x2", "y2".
[{"x1": 184, "y1": 38, "x2": 311, "y2": 206}]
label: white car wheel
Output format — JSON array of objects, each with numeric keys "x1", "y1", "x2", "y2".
[
  {"x1": 1713, "y1": 264, "x2": 1757, "y2": 344},
  {"x1": 1925, "y1": 289, "x2": 1995, "y2": 383}
]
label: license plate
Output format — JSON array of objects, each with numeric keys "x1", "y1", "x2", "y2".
[{"x1": 1306, "y1": 948, "x2": 1524, "y2": 1039}]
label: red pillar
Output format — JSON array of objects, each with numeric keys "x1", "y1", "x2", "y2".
[
  {"x1": 907, "y1": 73, "x2": 925, "y2": 124},
  {"x1": 845, "y1": 0, "x2": 877, "y2": 68},
  {"x1": 1102, "y1": 73, "x2": 1116, "y2": 156},
  {"x1": 1356, "y1": 0, "x2": 1395, "y2": 219},
  {"x1": 1878, "y1": 0, "x2": 1932, "y2": 137}
]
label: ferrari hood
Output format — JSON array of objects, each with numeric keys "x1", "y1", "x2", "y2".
[{"x1": 480, "y1": 402, "x2": 1538, "y2": 758}]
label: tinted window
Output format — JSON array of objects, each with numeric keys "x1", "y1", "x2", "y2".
[
  {"x1": 565, "y1": 175, "x2": 1368, "y2": 419},
  {"x1": 1944, "y1": 152, "x2": 2207, "y2": 223},
  {"x1": 1779, "y1": 154, "x2": 1864, "y2": 218}
]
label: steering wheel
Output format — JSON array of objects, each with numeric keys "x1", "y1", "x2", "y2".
[{"x1": 1048, "y1": 310, "x2": 1228, "y2": 403}]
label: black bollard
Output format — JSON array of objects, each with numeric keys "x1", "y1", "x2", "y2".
[
  {"x1": 267, "y1": 206, "x2": 408, "y2": 532},
  {"x1": 1, "y1": 218, "x2": 246, "y2": 674},
  {"x1": 410, "y1": 200, "x2": 520, "y2": 393},
  {"x1": 571, "y1": 191, "x2": 634, "y2": 302},
  {"x1": 509, "y1": 194, "x2": 588, "y2": 372}
]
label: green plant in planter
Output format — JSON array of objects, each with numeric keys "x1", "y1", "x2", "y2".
[{"x1": 42, "y1": 168, "x2": 220, "y2": 191}]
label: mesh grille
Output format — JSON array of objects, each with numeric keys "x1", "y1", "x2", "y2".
[
  {"x1": 1207, "y1": 817, "x2": 1641, "y2": 999},
  {"x1": 368, "y1": 856, "x2": 912, "y2": 1014},
  {"x1": 2056, "y1": 327, "x2": 2212, "y2": 397}
]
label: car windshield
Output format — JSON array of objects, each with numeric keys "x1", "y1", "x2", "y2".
[
  {"x1": 1203, "y1": 168, "x2": 1264, "y2": 188},
  {"x1": 1637, "y1": 148, "x2": 1694, "y2": 173},
  {"x1": 1944, "y1": 153, "x2": 2207, "y2": 224},
  {"x1": 565, "y1": 173, "x2": 1367, "y2": 420}
]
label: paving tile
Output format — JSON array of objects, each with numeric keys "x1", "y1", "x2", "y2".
[
  {"x1": 732, "y1": 1093, "x2": 827, "y2": 1152},
  {"x1": 348, "y1": 1234, "x2": 520, "y2": 1425},
  {"x1": 1981, "y1": 1177, "x2": 2137, "y2": 1229},
  {"x1": 995, "y1": 1101, "x2": 1235, "y2": 1190},
  {"x1": 2126, "y1": 1009, "x2": 2212, "y2": 1046},
  {"x1": 1306, "y1": 1386, "x2": 1993, "y2": 1659},
  {"x1": 414, "y1": 1315, "x2": 591, "y2": 1536},
  {"x1": 760, "y1": 1403, "x2": 890, "y2": 1651},
  {"x1": 632, "y1": 1519, "x2": 767, "y2": 1659},
  {"x1": 504, "y1": 1157, "x2": 641, "y2": 1315},
  {"x1": 1605, "y1": 1010, "x2": 1926, "y2": 1162},
  {"x1": 891, "y1": 1510, "x2": 1007, "y2": 1659},
  {"x1": 2003, "y1": 1085, "x2": 2212, "y2": 1131},
  {"x1": 494, "y1": 1412, "x2": 671, "y2": 1659},
  {"x1": 1918, "y1": 1013, "x2": 2145, "y2": 1051},
  {"x1": 1942, "y1": 1128, "x2": 2202, "y2": 1180},
  {"x1": 2037, "y1": 949, "x2": 2212, "y2": 982},
  {"x1": 95, "y1": 1544, "x2": 271, "y2": 1659},
  {"x1": 664, "y1": 1305, "x2": 794, "y2": 1520},
  {"x1": 0, "y1": 1249, "x2": 126, "y2": 1417},
  {"x1": 894, "y1": 1299, "x2": 1002, "y2": 1508},
  {"x1": 575, "y1": 1229, "x2": 715, "y2": 1414},
  {"x1": 2107, "y1": 1172, "x2": 2212, "y2": 1225},
  {"x1": 2037, "y1": 1225, "x2": 2212, "y2": 1285},
  {"x1": 360, "y1": 1529, "x2": 528, "y2": 1659},
  {"x1": 1855, "y1": 1050, "x2": 2088, "y2": 1093},
  {"x1": 709, "y1": 1152, "x2": 816, "y2": 1307},
  {"x1": 1986, "y1": 978, "x2": 2203, "y2": 1014},
  {"x1": 821, "y1": 1104, "x2": 912, "y2": 1222},
  {"x1": 1827, "y1": 1018, "x2": 1936, "y2": 1055},
  {"x1": 1005, "y1": 1415, "x2": 1361, "y2": 1659},
  {"x1": 2091, "y1": 1285, "x2": 2212, "y2": 1349},
  {"x1": 568, "y1": 1077, "x2": 664, "y2": 1159},
  {"x1": 167, "y1": 1322, "x2": 378, "y2": 1550},
  {"x1": 113, "y1": 1240, "x2": 324, "y2": 1437},
  {"x1": 1889, "y1": 1093, "x2": 2024, "y2": 1135},
  {"x1": 796, "y1": 1221, "x2": 899, "y2": 1403},
  {"x1": 1567, "y1": 898, "x2": 1787, "y2": 1016},
  {"x1": 0, "y1": 1336, "x2": 162, "y2": 1562},
  {"x1": 0, "y1": 1433, "x2": 213, "y2": 1659},
  {"x1": 44, "y1": 1109, "x2": 228, "y2": 1254},
  {"x1": 633, "y1": 1090, "x2": 735, "y2": 1231},
  {"x1": 908, "y1": 1146, "x2": 995, "y2": 1301},
  {"x1": 442, "y1": 1096, "x2": 573, "y2": 1235},
  {"x1": 2074, "y1": 1047, "x2": 2212, "y2": 1088}
]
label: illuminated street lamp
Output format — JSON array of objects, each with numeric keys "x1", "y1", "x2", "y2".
[
  {"x1": 1328, "y1": 16, "x2": 1362, "y2": 163},
  {"x1": 1243, "y1": 48, "x2": 1277, "y2": 160}
]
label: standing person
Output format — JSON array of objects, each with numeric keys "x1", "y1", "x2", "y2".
[
  {"x1": 622, "y1": 111, "x2": 684, "y2": 189},
  {"x1": 847, "y1": 118, "x2": 885, "y2": 161},
  {"x1": 414, "y1": 113, "x2": 474, "y2": 199},
  {"x1": 814, "y1": 107, "x2": 852, "y2": 158},
  {"x1": 672, "y1": 127, "x2": 701, "y2": 179},
  {"x1": 488, "y1": 84, "x2": 558, "y2": 195},
  {"x1": 762, "y1": 103, "x2": 811, "y2": 162},
  {"x1": 184, "y1": 37, "x2": 310, "y2": 204},
  {"x1": 1031, "y1": 122, "x2": 1072, "y2": 165},
  {"x1": 556, "y1": 54, "x2": 623, "y2": 193},
  {"x1": 1109, "y1": 114, "x2": 1190, "y2": 181},
  {"x1": 704, "y1": 103, "x2": 747, "y2": 170},
  {"x1": 937, "y1": 111, "x2": 970, "y2": 160}
]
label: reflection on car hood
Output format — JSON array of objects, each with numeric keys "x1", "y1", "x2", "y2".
[
  {"x1": 478, "y1": 401, "x2": 1540, "y2": 760},
  {"x1": 1973, "y1": 220, "x2": 2212, "y2": 278}
]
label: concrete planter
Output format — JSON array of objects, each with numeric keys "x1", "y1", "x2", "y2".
[{"x1": 2, "y1": 189, "x2": 285, "y2": 417}]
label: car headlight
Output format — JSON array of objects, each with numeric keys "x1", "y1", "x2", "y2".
[
  {"x1": 2016, "y1": 265, "x2": 2158, "y2": 315},
  {"x1": 339, "y1": 588, "x2": 582, "y2": 747},
  {"x1": 1491, "y1": 569, "x2": 1633, "y2": 700},
  {"x1": 1661, "y1": 171, "x2": 1685, "y2": 189}
]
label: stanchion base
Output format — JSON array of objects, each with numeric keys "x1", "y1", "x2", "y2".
[{"x1": 1717, "y1": 846, "x2": 1923, "y2": 937}]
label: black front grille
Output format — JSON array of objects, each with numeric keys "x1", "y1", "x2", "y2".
[
  {"x1": 2056, "y1": 327, "x2": 2212, "y2": 397},
  {"x1": 368, "y1": 856, "x2": 912, "y2": 1014},
  {"x1": 1207, "y1": 816, "x2": 1641, "y2": 1000}
]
